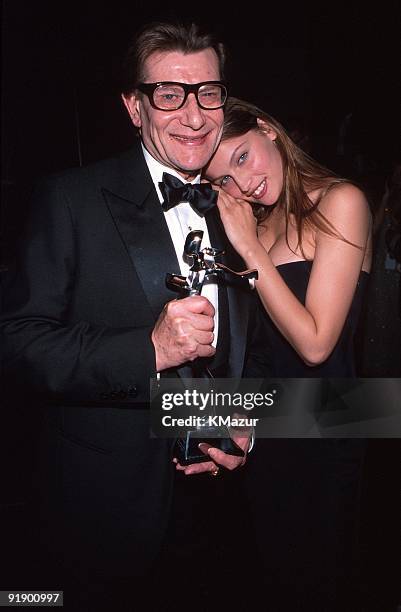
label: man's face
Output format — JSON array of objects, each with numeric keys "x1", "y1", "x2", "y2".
[{"x1": 122, "y1": 49, "x2": 224, "y2": 180}]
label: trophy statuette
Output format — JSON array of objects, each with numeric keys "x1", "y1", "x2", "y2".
[{"x1": 166, "y1": 230, "x2": 258, "y2": 465}]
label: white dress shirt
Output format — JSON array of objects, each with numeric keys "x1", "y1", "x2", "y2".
[{"x1": 142, "y1": 145, "x2": 219, "y2": 347}]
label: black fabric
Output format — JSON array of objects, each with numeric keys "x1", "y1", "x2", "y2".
[
  {"x1": 243, "y1": 260, "x2": 370, "y2": 609},
  {"x1": 245, "y1": 437, "x2": 368, "y2": 610},
  {"x1": 159, "y1": 172, "x2": 217, "y2": 216},
  {"x1": 258, "y1": 260, "x2": 369, "y2": 376}
]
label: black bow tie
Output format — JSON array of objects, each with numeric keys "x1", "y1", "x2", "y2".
[{"x1": 159, "y1": 172, "x2": 217, "y2": 216}]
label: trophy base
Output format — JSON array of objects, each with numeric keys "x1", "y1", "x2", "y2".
[{"x1": 174, "y1": 426, "x2": 245, "y2": 465}]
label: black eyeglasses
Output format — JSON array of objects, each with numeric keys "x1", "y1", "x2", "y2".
[{"x1": 135, "y1": 81, "x2": 227, "y2": 111}]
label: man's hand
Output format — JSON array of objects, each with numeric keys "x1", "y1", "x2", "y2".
[
  {"x1": 152, "y1": 296, "x2": 215, "y2": 371},
  {"x1": 174, "y1": 430, "x2": 251, "y2": 475}
]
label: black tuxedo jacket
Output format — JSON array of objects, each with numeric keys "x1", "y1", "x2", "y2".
[{"x1": 1, "y1": 141, "x2": 262, "y2": 581}]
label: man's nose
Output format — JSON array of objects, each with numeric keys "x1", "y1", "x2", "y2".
[{"x1": 180, "y1": 93, "x2": 206, "y2": 130}]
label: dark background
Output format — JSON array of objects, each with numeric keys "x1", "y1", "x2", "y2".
[
  {"x1": 1, "y1": 2, "x2": 401, "y2": 609},
  {"x1": 2, "y1": 2, "x2": 400, "y2": 203}
]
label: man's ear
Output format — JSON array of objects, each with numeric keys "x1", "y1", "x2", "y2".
[
  {"x1": 121, "y1": 92, "x2": 142, "y2": 128},
  {"x1": 257, "y1": 117, "x2": 277, "y2": 142}
]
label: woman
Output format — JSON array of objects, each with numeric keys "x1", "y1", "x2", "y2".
[
  {"x1": 205, "y1": 98, "x2": 372, "y2": 609},
  {"x1": 205, "y1": 97, "x2": 372, "y2": 375}
]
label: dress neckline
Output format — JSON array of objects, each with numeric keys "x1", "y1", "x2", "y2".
[
  {"x1": 275, "y1": 260, "x2": 370, "y2": 277},
  {"x1": 275, "y1": 260, "x2": 311, "y2": 269}
]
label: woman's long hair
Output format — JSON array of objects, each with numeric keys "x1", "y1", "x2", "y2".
[{"x1": 221, "y1": 97, "x2": 356, "y2": 255}]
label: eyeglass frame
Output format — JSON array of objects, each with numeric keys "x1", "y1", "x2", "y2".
[{"x1": 135, "y1": 81, "x2": 228, "y2": 111}]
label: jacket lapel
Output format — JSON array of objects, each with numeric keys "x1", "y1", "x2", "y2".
[
  {"x1": 102, "y1": 145, "x2": 180, "y2": 320},
  {"x1": 206, "y1": 207, "x2": 251, "y2": 377}
]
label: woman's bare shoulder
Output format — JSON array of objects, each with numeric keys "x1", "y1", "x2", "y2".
[{"x1": 317, "y1": 182, "x2": 371, "y2": 235}]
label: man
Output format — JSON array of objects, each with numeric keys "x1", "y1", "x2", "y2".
[{"x1": 1, "y1": 21, "x2": 258, "y2": 604}]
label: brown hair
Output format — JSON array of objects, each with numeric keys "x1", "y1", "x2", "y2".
[
  {"x1": 121, "y1": 21, "x2": 226, "y2": 95},
  {"x1": 220, "y1": 97, "x2": 356, "y2": 255}
]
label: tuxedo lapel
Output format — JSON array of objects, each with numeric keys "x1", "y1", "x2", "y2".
[
  {"x1": 206, "y1": 207, "x2": 251, "y2": 377},
  {"x1": 102, "y1": 146, "x2": 180, "y2": 320}
]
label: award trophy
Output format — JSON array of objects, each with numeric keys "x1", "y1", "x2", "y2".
[{"x1": 166, "y1": 230, "x2": 258, "y2": 465}]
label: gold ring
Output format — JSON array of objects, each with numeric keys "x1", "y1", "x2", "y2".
[{"x1": 210, "y1": 467, "x2": 220, "y2": 477}]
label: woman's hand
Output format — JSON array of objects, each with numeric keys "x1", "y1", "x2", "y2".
[{"x1": 215, "y1": 188, "x2": 259, "y2": 260}]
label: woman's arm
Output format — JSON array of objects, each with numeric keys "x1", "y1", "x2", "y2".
[{"x1": 217, "y1": 184, "x2": 371, "y2": 365}]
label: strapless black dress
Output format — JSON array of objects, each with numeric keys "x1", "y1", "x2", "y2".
[
  {"x1": 244, "y1": 260, "x2": 370, "y2": 609},
  {"x1": 259, "y1": 259, "x2": 369, "y2": 376}
]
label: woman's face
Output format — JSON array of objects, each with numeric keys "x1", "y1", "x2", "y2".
[{"x1": 205, "y1": 122, "x2": 283, "y2": 205}]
